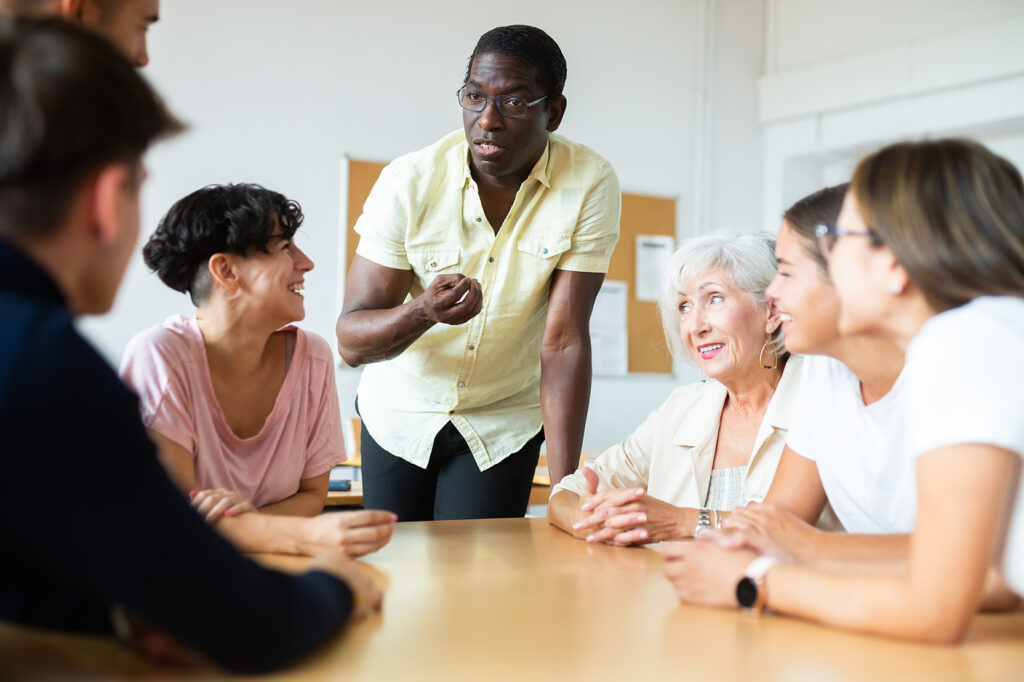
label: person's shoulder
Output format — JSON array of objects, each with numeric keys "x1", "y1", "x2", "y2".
[
  {"x1": 296, "y1": 328, "x2": 335, "y2": 364},
  {"x1": 547, "y1": 133, "x2": 614, "y2": 174},
  {"x1": 123, "y1": 315, "x2": 196, "y2": 364},
  {"x1": 913, "y1": 297, "x2": 1024, "y2": 367},
  {"x1": 1, "y1": 299, "x2": 79, "y2": 368},
  {"x1": 3, "y1": 301, "x2": 127, "y2": 405},
  {"x1": 924, "y1": 296, "x2": 1024, "y2": 344}
]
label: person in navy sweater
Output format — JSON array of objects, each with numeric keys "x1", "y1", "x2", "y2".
[{"x1": 0, "y1": 16, "x2": 382, "y2": 673}]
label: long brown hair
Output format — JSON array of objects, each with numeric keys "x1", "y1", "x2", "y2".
[{"x1": 851, "y1": 138, "x2": 1024, "y2": 312}]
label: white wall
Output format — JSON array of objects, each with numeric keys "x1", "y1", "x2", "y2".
[
  {"x1": 77, "y1": 0, "x2": 768, "y2": 451},
  {"x1": 760, "y1": 0, "x2": 1024, "y2": 228}
]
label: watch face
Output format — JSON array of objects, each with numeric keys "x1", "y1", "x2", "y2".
[{"x1": 736, "y1": 577, "x2": 758, "y2": 608}]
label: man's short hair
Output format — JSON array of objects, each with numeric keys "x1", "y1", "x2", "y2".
[
  {"x1": 0, "y1": 16, "x2": 181, "y2": 239},
  {"x1": 465, "y1": 25, "x2": 567, "y2": 99}
]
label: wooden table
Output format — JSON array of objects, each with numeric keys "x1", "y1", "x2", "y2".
[
  {"x1": 325, "y1": 482, "x2": 552, "y2": 508},
  {"x1": 2, "y1": 518, "x2": 1023, "y2": 681}
]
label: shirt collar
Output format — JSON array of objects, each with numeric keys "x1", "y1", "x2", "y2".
[
  {"x1": 0, "y1": 237, "x2": 66, "y2": 307},
  {"x1": 459, "y1": 136, "x2": 553, "y2": 190},
  {"x1": 669, "y1": 354, "x2": 804, "y2": 447},
  {"x1": 672, "y1": 380, "x2": 728, "y2": 447}
]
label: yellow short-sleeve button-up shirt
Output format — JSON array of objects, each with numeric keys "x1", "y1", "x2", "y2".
[{"x1": 353, "y1": 130, "x2": 621, "y2": 471}]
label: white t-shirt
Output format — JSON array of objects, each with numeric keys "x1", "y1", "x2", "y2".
[
  {"x1": 902, "y1": 296, "x2": 1024, "y2": 596},
  {"x1": 786, "y1": 355, "x2": 915, "y2": 533}
]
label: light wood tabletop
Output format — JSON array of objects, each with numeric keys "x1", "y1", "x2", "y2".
[{"x1": 2, "y1": 518, "x2": 1023, "y2": 681}]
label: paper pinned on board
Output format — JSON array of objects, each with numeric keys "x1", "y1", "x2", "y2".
[
  {"x1": 635, "y1": 235, "x2": 675, "y2": 302},
  {"x1": 590, "y1": 280, "x2": 628, "y2": 376}
]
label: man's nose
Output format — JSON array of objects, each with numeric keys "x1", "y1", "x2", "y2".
[{"x1": 477, "y1": 99, "x2": 504, "y2": 131}]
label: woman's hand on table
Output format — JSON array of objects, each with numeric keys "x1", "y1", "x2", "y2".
[
  {"x1": 189, "y1": 488, "x2": 255, "y2": 524},
  {"x1": 572, "y1": 483, "x2": 685, "y2": 545},
  {"x1": 308, "y1": 549, "x2": 385, "y2": 619},
  {"x1": 301, "y1": 510, "x2": 398, "y2": 558},
  {"x1": 723, "y1": 502, "x2": 818, "y2": 563},
  {"x1": 662, "y1": 537, "x2": 757, "y2": 608}
]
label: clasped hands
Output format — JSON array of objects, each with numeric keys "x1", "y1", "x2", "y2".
[{"x1": 570, "y1": 468, "x2": 683, "y2": 546}]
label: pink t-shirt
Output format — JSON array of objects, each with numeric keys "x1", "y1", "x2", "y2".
[{"x1": 119, "y1": 315, "x2": 346, "y2": 507}]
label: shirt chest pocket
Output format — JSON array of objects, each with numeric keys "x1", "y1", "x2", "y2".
[
  {"x1": 516, "y1": 235, "x2": 572, "y2": 262},
  {"x1": 512, "y1": 236, "x2": 572, "y2": 298},
  {"x1": 408, "y1": 248, "x2": 462, "y2": 276}
]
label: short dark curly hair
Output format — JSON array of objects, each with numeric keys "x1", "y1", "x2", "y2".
[
  {"x1": 143, "y1": 183, "x2": 304, "y2": 305},
  {"x1": 464, "y1": 25, "x2": 566, "y2": 99}
]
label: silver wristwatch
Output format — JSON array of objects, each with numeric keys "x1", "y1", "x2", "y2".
[{"x1": 694, "y1": 508, "x2": 713, "y2": 538}]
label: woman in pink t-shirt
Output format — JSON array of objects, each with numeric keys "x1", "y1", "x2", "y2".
[{"x1": 121, "y1": 183, "x2": 394, "y2": 557}]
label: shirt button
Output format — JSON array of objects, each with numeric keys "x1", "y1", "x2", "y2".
[
  {"x1": 429, "y1": 261, "x2": 437, "y2": 268},
  {"x1": 475, "y1": 217, "x2": 482, "y2": 223},
  {"x1": 458, "y1": 382, "x2": 465, "y2": 388},
  {"x1": 488, "y1": 257, "x2": 494, "y2": 263},
  {"x1": 467, "y1": 345, "x2": 475, "y2": 351},
  {"x1": 542, "y1": 248, "x2": 548, "y2": 254},
  {"x1": 448, "y1": 410, "x2": 454, "y2": 415}
]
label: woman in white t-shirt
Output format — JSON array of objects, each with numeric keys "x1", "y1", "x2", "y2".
[
  {"x1": 720, "y1": 185, "x2": 914, "y2": 555},
  {"x1": 665, "y1": 138, "x2": 1024, "y2": 642}
]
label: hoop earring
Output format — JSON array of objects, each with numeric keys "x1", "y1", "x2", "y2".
[{"x1": 759, "y1": 338, "x2": 778, "y2": 370}]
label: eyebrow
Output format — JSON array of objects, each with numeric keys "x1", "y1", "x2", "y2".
[{"x1": 465, "y1": 79, "x2": 534, "y2": 95}]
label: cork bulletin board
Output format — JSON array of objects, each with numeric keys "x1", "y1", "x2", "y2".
[{"x1": 343, "y1": 158, "x2": 676, "y2": 375}]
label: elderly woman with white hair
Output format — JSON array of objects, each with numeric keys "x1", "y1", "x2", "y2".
[{"x1": 547, "y1": 232, "x2": 803, "y2": 545}]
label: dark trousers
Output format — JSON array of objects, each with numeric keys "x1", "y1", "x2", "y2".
[{"x1": 361, "y1": 420, "x2": 544, "y2": 522}]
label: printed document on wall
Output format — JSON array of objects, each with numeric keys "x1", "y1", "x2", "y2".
[
  {"x1": 635, "y1": 235, "x2": 674, "y2": 301},
  {"x1": 590, "y1": 280, "x2": 628, "y2": 376}
]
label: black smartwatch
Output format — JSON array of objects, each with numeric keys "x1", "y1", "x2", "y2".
[{"x1": 736, "y1": 556, "x2": 777, "y2": 615}]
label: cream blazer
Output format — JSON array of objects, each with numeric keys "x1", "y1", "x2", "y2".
[{"x1": 554, "y1": 355, "x2": 803, "y2": 508}]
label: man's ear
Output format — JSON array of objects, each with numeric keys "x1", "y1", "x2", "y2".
[
  {"x1": 207, "y1": 253, "x2": 240, "y2": 293},
  {"x1": 91, "y1": 163, "x2": 132, "y2": 248},
  {"x1": 546, "y1": 95, "x2": 567, "y2": 133},
  {"x1": 59, "y1": 0, "x2": 90, "y2": 21}
]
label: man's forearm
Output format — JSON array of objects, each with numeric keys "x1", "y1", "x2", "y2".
[
  {"x1": 540, "y1": 341, "x2": 591, "y2": 486},
  {"x1": 336, "y1": 299, "x2": 435, "y2": 367}
]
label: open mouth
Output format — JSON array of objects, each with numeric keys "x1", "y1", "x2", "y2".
[
  {"x1": 779, "y1": 313, "x2": 794, "y2": 325},
  {"x1": 474, "y1": 140, "x2": 504, "y2": 156},
  {"x1": 287, "y1": 282, "x2": 305, "y2": 296},
  {"x1": 697, "y1": 343, "x2": 724, "y2": 359}
]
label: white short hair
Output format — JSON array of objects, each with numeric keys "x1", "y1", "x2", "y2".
[{"x1": 657, "y1": 232, "x2": 786, "y2": 365}]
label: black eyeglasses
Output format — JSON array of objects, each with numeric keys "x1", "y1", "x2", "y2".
[
  {"x1": 457, "y1": 87, "x2": 547, "y2": 118},
  {"x1": 815, "y1": 222, "x2": 874, "y2": 255}
]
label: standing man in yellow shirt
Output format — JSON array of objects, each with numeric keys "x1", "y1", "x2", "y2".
[{"x1": 337, "y1": 25, "x2": 620, "y2": 521}]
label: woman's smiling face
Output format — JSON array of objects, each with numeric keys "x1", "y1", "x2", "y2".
[
  {"x1": 765, "y1": 220, "x2": 842, "y2": 355},
  {"x1": 677, "y1": 267, "x2": 771, "y2": 385}
]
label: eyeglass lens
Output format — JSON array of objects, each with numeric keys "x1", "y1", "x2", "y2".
[{"x1": 459, "y1": 89, "x2": 530, "y2": 117}]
